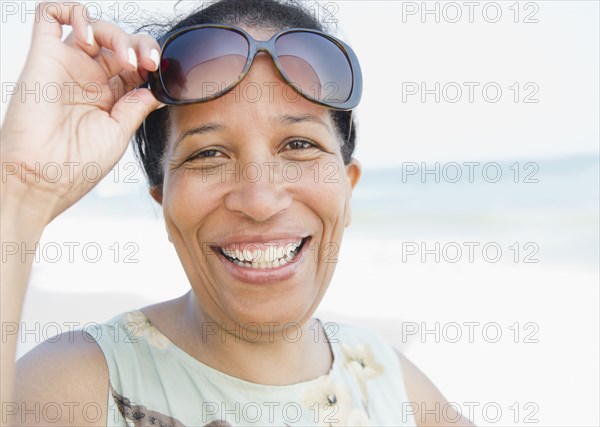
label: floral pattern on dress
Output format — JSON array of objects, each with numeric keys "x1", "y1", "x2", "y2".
[
  {"x1": 302, "y1": 375, "x2": 370, "y2": 426},
  {"x1": 112, "y1": 385, "x2": 232, "y2": 427},
  {"x1": 302, "y1": 375, "x2": 349, "y2": 425},
  {"x1": 341, "y1": 343, "x2": 384, "y2": 405},
  {"x1": 123, "y1": 311, "x2": 171, "y2": 350}
]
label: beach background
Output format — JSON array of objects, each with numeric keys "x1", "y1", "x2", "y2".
[{"x1": 2, "y1": 1, "x2": 599, "y2": 426}]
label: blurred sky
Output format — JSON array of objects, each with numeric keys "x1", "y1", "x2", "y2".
[{"x1": 1, "y1": 1, "x2": 599, "y2": 169}]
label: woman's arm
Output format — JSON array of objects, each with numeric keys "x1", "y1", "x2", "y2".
[
  {"x1": 1, "y1": 2, "x2": 161, "y2": 421},
  {"x1": 397, "y1": 351, "x2": 476, "y2": 427}
]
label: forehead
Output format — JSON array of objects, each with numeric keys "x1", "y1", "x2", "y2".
[
  {"x1": 241, "y1": 25, "x2": 278, "y2": 41},
  {"x1": 169, "y1": 73, "x2": 332, "y2": 132}
]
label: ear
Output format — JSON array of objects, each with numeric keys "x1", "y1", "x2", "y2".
[
  {"x1": 344, "y1": 159, "x2": 362, "y2": 227},
  {"x1": 346, "y1": 158, "x2": 361, "y2": 190},
  {"x1": 150, "y1": 185, "x2": 163, "y2": 205}
]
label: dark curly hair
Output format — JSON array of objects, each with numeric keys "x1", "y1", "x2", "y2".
[{"x1": 133, "y1": 0, "x2": 357, "y2": 188}]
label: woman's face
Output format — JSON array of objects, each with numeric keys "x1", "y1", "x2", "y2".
[{"x1": 152, "y1": 27, "x2": 361, "y2": 333}]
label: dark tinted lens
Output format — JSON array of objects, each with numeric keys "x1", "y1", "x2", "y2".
[
  {"x1": 275, "y1": 32, "x2": 353, "y2": 104},
  {"x1": 161, "y1": 28, "x2": 249, "y2": 100}
]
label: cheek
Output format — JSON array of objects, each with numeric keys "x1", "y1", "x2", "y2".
[
  {"x1": 162, "y1": 172, "x2": 225, "y2": 233},
  {"x1": 296, "y1": 160, "x2": 350, "y2": 224}
]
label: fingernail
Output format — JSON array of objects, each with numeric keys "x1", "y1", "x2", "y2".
[
  {"x1": 157, "y1": 103, "x2": 167, "y2": 110},
  {"x1": 150, "y1": 49, "x2": 160, "y2": 70},
  {"x1": 86, "y1": 25, "x2": 94, "y2": 46},
  {"x1": 128, "y1": 47, "x2": 138, "y2": 69}
]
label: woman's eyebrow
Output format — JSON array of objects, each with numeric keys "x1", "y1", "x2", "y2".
[
  {"x1": 173, "y1": 122, "x2": 225, "y2": 147},
  {"x1": 276, "y1": 114, "x2": 332, "y2": 134},
  {"x1": 173, "y1": 114, "x2": 331, "y2": 148}
]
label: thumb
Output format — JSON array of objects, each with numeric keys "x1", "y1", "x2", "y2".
[{"x1": 110, "y1": 87, "x2": 164, "y2": 142}]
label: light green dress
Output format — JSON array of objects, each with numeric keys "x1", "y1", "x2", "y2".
[{"x1": 89, "y1": 311, "x2": 417, "y2": 426}]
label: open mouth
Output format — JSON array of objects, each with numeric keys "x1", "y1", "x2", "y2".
[{"x1": 215, "y1": 237, "x2": 309, "y2": 269}]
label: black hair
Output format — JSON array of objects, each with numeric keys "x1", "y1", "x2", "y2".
[{"x1": 133, "y1": 0, "x2": 357, "y2": 188}]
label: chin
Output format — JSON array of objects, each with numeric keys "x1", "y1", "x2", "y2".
[{"x1": 222, "y1": 286, "x2": 322, "y2": 332}]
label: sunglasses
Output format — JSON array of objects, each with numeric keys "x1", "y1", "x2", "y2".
[{"x1": 148, "y1": 24, "x2": 362, "y2": 110}]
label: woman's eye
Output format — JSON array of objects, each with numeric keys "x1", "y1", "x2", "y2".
[
  {"x1": 189, "y1": 149, "x2": 222, "y2": 160},
  {"x1": 286, "y1": 140, "x2": 315, "y2": 150}
]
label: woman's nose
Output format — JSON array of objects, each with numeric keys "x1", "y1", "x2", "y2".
[{"x1": 224, "y1": 162, "x2": 293, "y2": 222}]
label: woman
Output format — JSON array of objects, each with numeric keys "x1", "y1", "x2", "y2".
[{"x1": 1, "y1": 1, "x2": 473, "y2": 426}]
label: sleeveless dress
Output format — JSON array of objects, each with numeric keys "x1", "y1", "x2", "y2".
[{"x1": 89, "y1": 311, "x2": 417, "y2": 427}]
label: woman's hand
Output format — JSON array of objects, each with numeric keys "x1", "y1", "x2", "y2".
[
  {"x1": 1, "y1": 1, "x2": 162, "y2": 224},
  {"x1": 0, "y1": 2, "x2": 163, "y2": 408}
]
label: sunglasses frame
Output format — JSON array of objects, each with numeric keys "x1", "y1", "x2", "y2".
[{"x1": 148, "y1": 24, "x2": 363, "y2": 111}]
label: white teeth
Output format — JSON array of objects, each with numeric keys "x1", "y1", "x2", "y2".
[
  {"x1": 275, "y1": 246, "x2": 285, "y2": 259},
  {"x1": 264, "y1": 247, "x2": 275, "y2": 263},
  {"x1": 247, "y1": 247, "x2": 257, "y2": 261},
  {"x1": 221, "y1": 240, "x2": 303, "y2": 268}
]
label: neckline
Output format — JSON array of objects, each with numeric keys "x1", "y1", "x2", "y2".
[{"x1": 129, "y1": 310, "x2": 342, "y2": 393}]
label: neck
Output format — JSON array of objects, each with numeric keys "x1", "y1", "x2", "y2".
[{"x1": 168, "y1": 292, "x2": 333, "y2": 385}]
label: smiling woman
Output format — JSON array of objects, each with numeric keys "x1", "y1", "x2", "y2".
[{"x1": 0, "y1": 1, "x2": 473, "y2": 426}]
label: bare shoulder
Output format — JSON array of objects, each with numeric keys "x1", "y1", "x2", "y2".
[
  {"x1": 396, "y1": 350, "x2": 475, "y2": 427},
  {"x1": 10, "y1": 330, "x2": 109, "y2": 426}
]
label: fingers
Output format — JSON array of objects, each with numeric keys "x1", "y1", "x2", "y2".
[
  {"x1": 30, "y1": 1, "x2": 164, "y2": 141},
  {"x1": 50, "y1": 2, "x2": 160, "y2": 101},
  {"x1": 89, "y1": 31, "x2": 160, "y2": 99},
  {"x1": 31, "y1": 1, "x2": 161, "y2": 75},
  {"x1": 110, "y1": 87, "x2": 163, "y2": 143},
  {"x1": 134, "y1": 34, "x2": 161, "y2": 80},
  {"x1": 65, "y1": 19, "x2": 160, "y2": 77},
  {"x1": 134, "y1": 34, "x2": 161, "y2": 72},
  {"x1": 32, "y1": 1, "x2": 91, "y2": 45}
]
